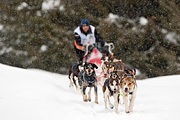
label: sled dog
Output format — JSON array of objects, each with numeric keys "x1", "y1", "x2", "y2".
[
  {"x1": 78, "y1": 62, "x2": 99, "y2": 104},
  {"x1": 120, "y1": 69, "x2": 137, "y2": 113}
]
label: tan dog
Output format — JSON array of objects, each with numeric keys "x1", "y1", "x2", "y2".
[
  {"x1": 103, "y1": 71, "x2": 120, "y2": 113},
  {"x1": 120, "y1": 69, "x2": 137, "y2": 113}
]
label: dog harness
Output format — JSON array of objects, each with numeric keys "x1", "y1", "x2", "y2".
[
  {"x1": 84, "y1": 74, "x2": 96, "y2": 87},
  {"x1": 80, "y1": 71, "x2": 96, "y2": 87},
  {"x1": 107, "y1": 79, "x2": 114, "y2": 96}
]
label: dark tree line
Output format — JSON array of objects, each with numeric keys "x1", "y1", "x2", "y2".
[{"x1": 0, "y1": 0, "x2": 179, "y2": 78}]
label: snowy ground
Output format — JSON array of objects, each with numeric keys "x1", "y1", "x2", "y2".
[{"x1": 0, "y1": 63, "x2": 179, "y2": 120}]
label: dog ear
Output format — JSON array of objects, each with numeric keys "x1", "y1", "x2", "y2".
[{"x1": 92, "y1": 63, "x2": 98, "y2": 69}]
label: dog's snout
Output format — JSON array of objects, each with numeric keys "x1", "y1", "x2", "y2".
[{"x1": 125, "y1": 88, "x2": 128, "y2": 92}]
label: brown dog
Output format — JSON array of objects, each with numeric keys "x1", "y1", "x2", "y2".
[{"x1": 120, "y1": 69, "x2": 137, "y2": 113}]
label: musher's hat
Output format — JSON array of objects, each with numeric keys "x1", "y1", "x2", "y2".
[{"x1": 81, "y1": 19, "x2": 90, "y2": 26}]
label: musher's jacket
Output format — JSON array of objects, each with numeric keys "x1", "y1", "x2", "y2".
[{"x1": 74, "y1": 25, "x2": 104, "y2": 51}]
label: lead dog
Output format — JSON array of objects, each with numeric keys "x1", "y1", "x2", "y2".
[
  {"x1": 120, "y1": 69, "x2": 137, "y2": 113},
  {"x1": 103, "y1": 71, "x2": 120, "y2": 113},
  {"x1": 78, "y1": 62, "x2": 99, "y2": 104}
]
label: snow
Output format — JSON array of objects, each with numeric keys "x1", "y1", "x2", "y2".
[
  {"x1": 161, "y1": 29, "x2": 168, "y2": 34},
  {"x1": 165, "y1": 32, "x2": 179, "y2": 44},
  {"x1": 17, "y1": 2, "x2": 28, "y2": 11},
  {"x1": 36, "y1": 11, "x2": 42, "y2": 17},
  {"x1": 0, "y1": 63, "x2": 180, "y2": 120},
  {"x1": 42, "y1": 0, "x2": 60, "y2": 11},
  {"x1": 59, "y1": 5, "x2": 65, "y2": 11},
  {"x1": 139, "y1": 17, "x2": 148, "y2": 26},
  {"x1": 0, "y1": 24, "x2": 3, "y2": 30},
  {"x1": 106, "y1": 13, "x2": 119, "y2": 23},
  {"x1": 0, "y1": 47, "x2": 13, "y2": 55},
  {"x1": 40, "y1": 45, "x2": 48, "y2": 52}
]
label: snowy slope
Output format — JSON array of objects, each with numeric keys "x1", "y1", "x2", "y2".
[{"x1": 0, "y1": 63, "x2": 180, "y2": 120}]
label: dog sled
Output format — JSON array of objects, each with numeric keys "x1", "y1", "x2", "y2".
[{"x1": 82, "y1": 43, "x2": 114, "y2": 76}]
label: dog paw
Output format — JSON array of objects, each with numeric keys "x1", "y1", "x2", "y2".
[
  {"x1": 83, "y1": 99, "x2": 88, "y2": 102},
  {"x1": 69, "y1": 83, "x2": 73, "y2": 87},
  {"x1": 88, "y1": 99, "x2": 91, "y2": 102},
  {"x1": 95, "y1": 101, "x2": 98, "y2": 104},
  {"x1": 83, "y1": 95, "x2": 87, "y2": 102},
  {"x1": 126, "y1": 111, "x2": 130, "y2": 113}
]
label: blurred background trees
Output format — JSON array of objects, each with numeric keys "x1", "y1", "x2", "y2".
[{"x1": 0, "y1": 0, "x2": 179, "y2": 78}]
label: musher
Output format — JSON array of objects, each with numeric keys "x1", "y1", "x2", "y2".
[{"x1": 74, "y1": 19, "x2": 105, "y2": 63}]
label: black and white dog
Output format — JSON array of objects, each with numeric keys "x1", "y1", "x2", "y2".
[
  {"x1": 68, "y1": 62, "x2": 83, "y2": 90},
  {"x1": 103, "y1": 71, "x2": 120, "y2": 113},
  {"x1": 78, "y1": 62, "x2": 99, "y2": 104}
]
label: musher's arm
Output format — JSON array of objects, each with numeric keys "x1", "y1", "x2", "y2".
[
  {"x1": 74, "y1": 32, "x2": 84, "y2": 51},
  {"x1": 94, "y1": 29, "x2": 114, "y2": 58},
  {"x1": 94, "y1": 29, "x2": 105, "y2": 48}
]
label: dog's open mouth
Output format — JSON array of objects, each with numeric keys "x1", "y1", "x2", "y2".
[
  {"x1": 125, "y1": 90, "x2": 128, "y2": 93},
  {"x1": 124, "y1": 88, "x2": 129, "y2": 93},
  {"x1": 113, "y1": 90, "x2": 117, "y2": 93}
]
